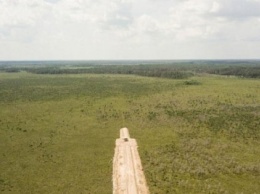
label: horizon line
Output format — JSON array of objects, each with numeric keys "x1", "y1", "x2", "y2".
[{"x1": 1, "y1": 59, "x2": 260, "y2": 62}]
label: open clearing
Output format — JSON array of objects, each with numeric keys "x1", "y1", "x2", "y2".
[{"x1": 0, "y1": 71, "x2": 260, "y2": 193}]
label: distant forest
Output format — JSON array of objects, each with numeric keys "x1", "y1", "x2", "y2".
[{"x1": 1, "y1": 60, "x2": 260, "y2": 79}]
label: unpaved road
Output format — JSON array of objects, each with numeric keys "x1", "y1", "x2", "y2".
[{"x1": 113, "y1": 128, "x2": 149, "y2": 194}]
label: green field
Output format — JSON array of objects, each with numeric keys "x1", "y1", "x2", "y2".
[{"x1": 0, "y1": 71, "x2": 259, "y2": 193}]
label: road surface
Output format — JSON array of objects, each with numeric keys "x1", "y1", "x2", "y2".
[{"x1": 113, "y1": 128, "x2": 150, "y2": 194}]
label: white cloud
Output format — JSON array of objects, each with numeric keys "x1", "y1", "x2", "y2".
[
  {"x1": 0, "y1": 0, "x2": 52, "y2": 26},
  {"x1": 209, "y1": 0, "x2": 260, "y2": 19},
  {"x1": 0, "y1": 0, "x2": 260, "y2": 59}
]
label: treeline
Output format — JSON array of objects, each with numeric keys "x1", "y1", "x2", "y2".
[
  {"x1": 23, "y1": 65, "x2": 194, "y2": 79},
  {"x1": 1, "y1": 61, "x2": 260, "y2": 79},
  {"x1": 207, "y1": 66, "x2": 260, "y2": 78}
]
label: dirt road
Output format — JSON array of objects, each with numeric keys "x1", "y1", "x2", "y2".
[{"x1": 113, "y1": 128, "x2": 150, "y2": 194}]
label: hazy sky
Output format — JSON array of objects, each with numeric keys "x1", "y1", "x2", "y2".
[{"x1": 0, "y1": 0, "x2": 260, "y2": 60}]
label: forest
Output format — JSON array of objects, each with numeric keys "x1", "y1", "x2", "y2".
[{"x1": 1, "y1": 60, "x2": 260, "y2": 78}]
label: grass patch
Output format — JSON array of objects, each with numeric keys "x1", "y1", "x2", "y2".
[
  {"x1": 0, "y1": 72, "x2": 259, "y2": 193},
  {"x1": 184, "y1": 80, "x2": 201, "y2": 85}
]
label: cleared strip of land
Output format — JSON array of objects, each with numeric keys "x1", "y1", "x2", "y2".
[{"x1": 113, "y1": 128, "x2": 149, "y2": 194}]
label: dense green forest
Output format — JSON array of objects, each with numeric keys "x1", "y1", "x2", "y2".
[{"x1": 1, "y1": 60, "x2": 260, "y2": 78}]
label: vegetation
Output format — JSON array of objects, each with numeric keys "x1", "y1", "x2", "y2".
[
  {"x1": 0, "y1": 62, "x2": 259, "y2": 193},
  {"x1": 1, "y1": 60, "x2": 260, "y2": 78}
]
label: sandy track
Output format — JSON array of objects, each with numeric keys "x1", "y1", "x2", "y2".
[{"x1": 113, "y1": 128, "x2": 150, "y2": 194}]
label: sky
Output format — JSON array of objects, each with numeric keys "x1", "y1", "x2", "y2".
[{"x1": 0, "y1": 0, "x2": 260, "y2": 60}]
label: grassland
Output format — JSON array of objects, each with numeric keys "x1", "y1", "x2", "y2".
[{"x1": 0, "y1": 71, "x2": 259, "y2": 193}]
